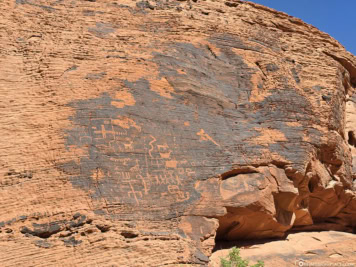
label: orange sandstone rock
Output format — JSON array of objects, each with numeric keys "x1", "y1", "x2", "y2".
[{"x1": 0, "y1": 0, "x2": 355, "y2": 266}]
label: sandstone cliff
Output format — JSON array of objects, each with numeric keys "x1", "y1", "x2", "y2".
[{"x1": 0, "y1": 0, "x2": 355, "y2": 266}]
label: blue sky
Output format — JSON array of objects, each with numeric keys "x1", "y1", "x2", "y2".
[{"x1": 246, "y1": 0, "x2": 356, "y2": 55}]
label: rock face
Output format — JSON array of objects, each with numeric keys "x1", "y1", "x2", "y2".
[{"x1": 0, "y1": 0, "x2": 355, "y2": 266}]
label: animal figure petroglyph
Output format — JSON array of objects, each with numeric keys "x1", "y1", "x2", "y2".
[{"x1": 123, "y1": 140, "x2": 133, "y2": 150}]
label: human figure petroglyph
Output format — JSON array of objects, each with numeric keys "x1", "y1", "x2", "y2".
[
  {"x1": 94, "y1": 124, "x2": 116, "y2": 140},
  {"x1": 74, "y1": 120, "x2": 197, "y2": 206},
  {"x1": 136, "y1": 174, "x2": 150, "y2": 195},
  {"x1": 196, "y1": 129, "x2": 220, "y2": 147},
  {"x1": 90, "y1": 118, "x2": 130, "y2": 142},
  {"x1": 128, "y1": 181, "x2": 142, "y2": 205}
]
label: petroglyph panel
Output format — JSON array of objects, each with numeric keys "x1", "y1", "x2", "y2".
[
  {"x1": 65, "y1": 103, "x2": 201, "y2": 218},
  {"x1": 63, "y1": 41, "x2": 322, "y2": 220}
]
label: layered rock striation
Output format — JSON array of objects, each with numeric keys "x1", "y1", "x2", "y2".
[{"x1": 0, "y1": 0, "x2": 355, "y2": 266}]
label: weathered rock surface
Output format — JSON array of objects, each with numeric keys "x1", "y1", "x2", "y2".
[
  {"x1": 0, "y1": 0, "x2": 355, "y2": 266},
  {"x1": 210, "y1": 231, "x2": 356, "y2": 266}
]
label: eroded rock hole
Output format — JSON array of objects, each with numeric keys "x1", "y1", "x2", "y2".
[
  {"x1": 120, "y1": 230, "x2": 138, "y2": 239},
  {"x1": 96, "y1": 224, "x2": 110, "y2": 233},
  {"x1": 308, "y1": 176, "x2": 318, "y2": 193},
  {"x1": 213, "y1": 207, "x2": 265, "y2": 251},
  {"x1": 220, "y1": 167, "x2": 258, "y2": 180},
  {"x1": 213, "y1": 213, "x2": 284, "y2": 253},
  {"x1": 348, "y1": 131, "x2": 356, "y2": 147},
  {"x1": 213, "y1": 207, "x2": 283, "y2": 252},
  {"x1": 213, "y1": 207, "x2": 243, "y2": 250}
]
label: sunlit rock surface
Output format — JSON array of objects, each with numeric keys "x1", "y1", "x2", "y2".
[{"x1": 0, "y1": 0, "x2": 355, "y2": 266}]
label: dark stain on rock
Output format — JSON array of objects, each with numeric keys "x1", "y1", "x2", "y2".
[
  {"x1": 21, "y1": 222, "x2": 62, "y2": 238},
  {"x1": 19, "y1": 215, "x2": 27, "y2": 221},
  {"x1": 5, "y1": 169, "x2": 33, "y2": 179},
  {"x1": 152, "y1": 37, "x2": 255, "y2": 109},
  {"x1": 38, "y1": 5, "x2": 56, "y2": 12},
  {"x1": 83, "y1": 10, "x2": 95, "y2": 16},
  {"x1": 248, "y1": 30, "x2": 282, "y2": 52},
  {"x1": 0, "y1": 215, "x2": 28, "y2": 229},
  {"x1": 85, "y1": 72, "x2": 107, "y2": 80},
  {"x1": 312, "y1": 85, "x2": 323, "y2": 91},
  {"x1": 88, "y1": 23, "x2": 115, "y2": 38},
  {"x1": 136, "y1": 0, "x2": 155, "y2": 10},
  {"x1": 68, "y1": 214, "x2": 87, "y2": 229},
  {"x1": 34, "y1": 239, "x2": 52, "y2": 248},
  {"x1": 20, "y1": 214, "x2": 90, "y2": 239},
  {"x1": 62, "y1": 236, "x2": 82, "y2": 247},
  {"x1": 66, "y1": 65, "x2": 78, "y2": 72},
  {"x1": 193, "y1": 249, "x2": 210, "y2": 264},
  {"x1": 64, "y1": 87, "x2": 203, "y2": 220},
  {"x1": 266, "y1": 63, "x2": 279, "y2": 72},
  {"x1": 16, "y1": 0, "x2": 57, "y2": 12},
  {"x1": 56, "y1": 160, "x2": 81, "y2": 175},
  {"x1": 322, "y1": 95, "x2": 331, "y2": 101},
  {"x1": 225, "y1": 1, "x2": 240, "y2": 8},
  {"x1": 291, "y1": 68, "x2": 300, "y2": 83},
  {"x1": 210, "y1": 34, "x2": 261, "y2": 52},
  {"x1": 63, "y1": 39, "x2": 321, "y2": 221},
  {"x1": 5, "y1": 218, "x2": 17, "y2": 225}
]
